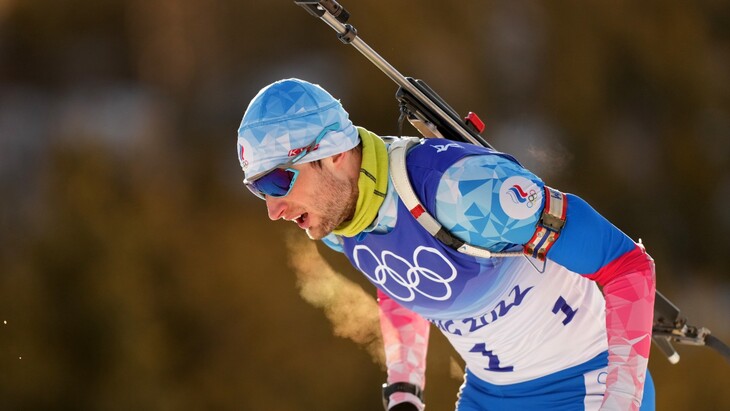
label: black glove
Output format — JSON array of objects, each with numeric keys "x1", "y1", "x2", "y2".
[
  {"x1": 382, "y1": 382, "x2": 424, "y2": 411},
  {"x1": 389, "y1": 402, "x2": 419, "y2": 411}
]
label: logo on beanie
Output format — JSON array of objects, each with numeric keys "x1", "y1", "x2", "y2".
[
  {"x1": 238, "y1": 143, "x2": 249, "y2": 169},
  {"x1": 288, "y1": 143, "x2": 320, "y2": 157}
]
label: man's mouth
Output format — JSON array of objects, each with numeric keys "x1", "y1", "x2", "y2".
[
  {"x1": 283, "y1": 212, "x2": 310, "y2": 230},
  {"x1": 295, "y1": 213, "x2": 309, "y2": 229}
]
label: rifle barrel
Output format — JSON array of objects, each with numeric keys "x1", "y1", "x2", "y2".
[{"x1": 309, "y1": 4, "x2": 488, "y2": 147}]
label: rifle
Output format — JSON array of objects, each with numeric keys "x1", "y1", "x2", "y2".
[{"x1": 294, "y1": 0, "x2": 730, "y2": 365}]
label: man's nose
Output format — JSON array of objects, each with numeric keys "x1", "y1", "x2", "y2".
[{"x1": 265, "y1": 196, "x2": 286, "y2": 221}]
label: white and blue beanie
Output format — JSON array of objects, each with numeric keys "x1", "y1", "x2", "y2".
[{"x1": 237, "y1": 78, "x2": 360, "y2": 179}]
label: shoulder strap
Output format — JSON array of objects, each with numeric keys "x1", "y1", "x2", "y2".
[
  {"x1": 387, "y1": 138, "x2": 566, "y2": 261},
  {"x1": 388, "y1": 138, "x2": 522, "y2": 259}
]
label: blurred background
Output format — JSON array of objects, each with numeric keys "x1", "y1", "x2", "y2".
[{"x1": 1, "y1": 0, "x2": 728, "y2": 410}]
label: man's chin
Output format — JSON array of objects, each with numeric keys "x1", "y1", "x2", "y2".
[
  {"x1": 304, "y1": 227, "x2": 326, "y2": 240},
  {"x1": 305, "y1": 222, "x2": 340, "y2": 240},
  {"x1": 304, "y1": 216, "x2": 343, "y2": 240}
]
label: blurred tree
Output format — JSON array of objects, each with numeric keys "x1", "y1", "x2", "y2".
[{"x1": 0, "y1": 1, "x2": 728, "y2": 410}]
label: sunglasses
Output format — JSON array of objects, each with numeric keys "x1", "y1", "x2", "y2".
[{"x1": 244, "y1": 122, "x2": 339, "y2": 199}]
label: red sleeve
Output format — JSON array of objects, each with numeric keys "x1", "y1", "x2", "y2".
[
  {"x1": 378, "y1": 289, "x2": 430, "y2": 410},
  {"x1": 585, "y1": 244, "x2": 656, "y2": 410}
]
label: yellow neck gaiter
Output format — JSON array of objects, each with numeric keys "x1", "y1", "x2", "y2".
[{"x1": 332, "y1": 127, "x2": 388, "y2": 237}]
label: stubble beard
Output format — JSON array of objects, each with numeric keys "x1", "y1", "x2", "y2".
[{"x1": 305, "y1": 167, "x2": 358, "y2": 240}]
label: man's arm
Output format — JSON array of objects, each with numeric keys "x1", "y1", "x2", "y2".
[
  {"x1": 546, "y1": 193, "x2": 656, "y2": 410},
  {"x1": 586, "y1": 244, "x2": 655, "y2": 410},
  {"x1": 378, "y1": 290, "x2": 430, "y2": 411},
  {"x1": 321, "y1": 234, "x2": 429, "y2": 409}
]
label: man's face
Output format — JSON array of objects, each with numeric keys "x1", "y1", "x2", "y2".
[{"x1": 264, "y1": 160, "x2": 357, "y2": 240}]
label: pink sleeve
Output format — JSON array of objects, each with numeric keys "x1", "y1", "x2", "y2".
[
  {"x1": 378, "y1": 289, "x2": 430, "y2": 410},
  {"x1": 585, "y1": 244, "x2": 656, "y2": 410}
]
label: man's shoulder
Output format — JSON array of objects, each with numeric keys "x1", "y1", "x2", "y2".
[
  {"x1": 401, "y1": 138, "x2": 481, "y2": 176},
  {"x1": 400, "y1": 140, "x2": 524, "y2": 185}
]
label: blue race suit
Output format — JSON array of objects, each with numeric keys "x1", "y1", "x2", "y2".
[{"x1": 323, "y1": 138, "x2": 655, "y2": 410}]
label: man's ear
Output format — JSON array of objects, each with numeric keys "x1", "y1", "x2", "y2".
[
  {"x1": 328, "y1": 151, "x2": 348, "y2": 168},
  {"x1": 325, "y1": 148, "x2": 360, "y2": 179}
]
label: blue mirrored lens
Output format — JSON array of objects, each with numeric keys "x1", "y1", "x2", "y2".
[{"x1": 249, "y1": 168, "x2": 297, "y2": 198}]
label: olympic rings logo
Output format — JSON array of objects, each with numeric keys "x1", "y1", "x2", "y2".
[{"x1": 352, "y1": 245, "x2": 458, "y2": 302}]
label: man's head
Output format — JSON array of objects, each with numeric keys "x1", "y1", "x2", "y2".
[
  {"x1": 237, "y1": 78, "x2": 359, "y2": 180},
  {"x1": 237, "y1": 78, "x2": 362, "y2": 239}
]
